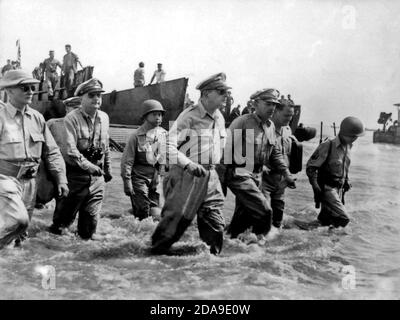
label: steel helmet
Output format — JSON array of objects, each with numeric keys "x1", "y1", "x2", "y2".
[
  {"x1": 339, "y1": 116, "x2": 365, "y2": 137},
  {"x1": 141, "y1": 99, "x2": 165, "y2": 118}
]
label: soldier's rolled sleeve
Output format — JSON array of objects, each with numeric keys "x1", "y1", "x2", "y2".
[
  {"x1": 63, "y1": 116, "x2": 92, "y2": 171},
  {"x1": 120, "y1": 133, "x2": 137, "y2": 181},
  {"x1": 42, "y1": 122, "x2": 67, "y2": 185},
  {"x1": 167, "y1": 114, "x2": 192, "y2": 168}
]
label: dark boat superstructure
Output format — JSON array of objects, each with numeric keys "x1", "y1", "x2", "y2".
[{"x1": 373, "y1": 104, "x2": 400, "y2": 144}]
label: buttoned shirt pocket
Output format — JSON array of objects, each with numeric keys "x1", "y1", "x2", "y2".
[
  {"x1": 29, "y1": 132, "x2": 45, "y2": 158},
  {"x1": 77, "y1": 127, "x2": 90, "y2": 151},
  {"x1": 1, "y1": 131, "x2": 24, "y2": 159}
]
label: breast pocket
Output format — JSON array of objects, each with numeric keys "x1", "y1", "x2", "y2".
[
  {"x1": 77, "y1": 128, "x2": 90, "y2": 150},
  {"x1": 1, "y1": 132, "x2": 24, "y2": 158},
  {"x1": 30, "y1": 132, "x2": 45, "y2": 158}
]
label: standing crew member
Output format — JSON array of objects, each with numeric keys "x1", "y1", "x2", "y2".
[
  {"x1": 121, "y1": 99, "x2": 167, "y2": 220},
  {"x1": 261, "y1": 100, "x2": 296, "y2": 231},
  {"x1": 49, "y1": 78, "x2": 112, "y2": 239},
  {"x1": 149, "y1": 63, "x2": 166, "y2": 85},
  {"x1": 306, "y1": 116, "x2": 365, "y2": 228},
  {"x1": 42, "y1": 50, "x2": 62, "y2": 98},
  {"x1": 223, "y1": 89, "x2": 296, "y2": 239},
  {"x1": 62, "y1": 44, "x2": 82, "y2": 94},
  {"x1": 0, "y1": 70, "x2": 68, "y2": 249},
  {"x1": 133, "y1": 62, "x2": 145, "y2": 87},
  {"x1": 151, "y1": 72, "x2": 230, "y2": 255}
]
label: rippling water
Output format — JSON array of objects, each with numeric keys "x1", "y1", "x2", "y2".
[{"x1": 1, "y1": 131, "x2": 399, "y2": 299}]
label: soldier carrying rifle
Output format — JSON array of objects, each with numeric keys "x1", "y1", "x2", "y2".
[{"x1": 306, "y1": 116, "x2": 365, "y2": 228}]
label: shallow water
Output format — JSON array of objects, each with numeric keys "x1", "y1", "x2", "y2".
[{"x1": 0, "y1": 131, "x2": 399, "y2": 299}]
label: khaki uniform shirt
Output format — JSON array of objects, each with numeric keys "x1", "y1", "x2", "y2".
[
  {"x1": 133, "y1": 67, "x2": 145, "y2": 86},
  {"x1": 167, "y1": 101, "x2": 226, "y2": 168},
  {"x1": 306, "y1": 136, "x2": 351, "y2": 186},
  {"x1": 43, "y1": 58, "x2": 62, "y2": 77},
  {"x1": 0, "y1": 102, "x2": 67, "y2": 184},
  {"x1": 62, "y1": 52, "x2": 79, "y2": 73},
  {"x1": 225, "y1": 113, "x2": 289, "y2": 174},
  {"x1": 121, "y1": 125, "x2": 167, "y2": 181},
  {"x1": 269, "y1": 125, "x2": 293, "y2": 173},
  {"x1": 63, "y1": 108, "x2": 111, "y2": 174}
]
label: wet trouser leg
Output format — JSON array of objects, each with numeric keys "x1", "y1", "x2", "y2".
[
  {"x1": 52, "y1": 173, "x2": 90, "y2": 232},
  {"x1": 196, "y1": 169, "x2": 225, "y2": 254},
  {"x1": 130, "y1": 176, "x2": 159, "y2": 220},
  {"x1": 77, "y1": 176, "x2": 105, "y2": 239},
  {"x1": 152, "y1": 165, "x2": 215, "y2": 253},
  {"x1": 318, "y1": 186, "x2": 349, "y2": 228},
  {"x1": 226, "y1": 169, "x2": 272, "y2": 238},
  {"x1": 0, "y1": 175, "x2": 29, "y2": 248},
  {"x1": 261, "y1": 173, "x2": 286, "y2": 228}
]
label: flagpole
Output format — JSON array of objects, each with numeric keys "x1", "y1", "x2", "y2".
[{"x1": 16, "y1": 39, "x2": 21, "y2": 68}]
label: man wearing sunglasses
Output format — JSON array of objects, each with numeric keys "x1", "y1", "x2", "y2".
[
  {"x1": 0, "y1": 70, "x2": 69, "y2": 249},
  {"x1": 49, "y1": 78, "x2": 112, "y2": 240},
  {"x1": 222, "y1": 88, "x2": 296, "y2": 242},
  {"x1": 152, "y1": 72, "x2": 230, "y2": 255}
]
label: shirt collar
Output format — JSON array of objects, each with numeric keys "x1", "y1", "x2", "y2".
[
  {"x1": 6, "y1": 102, "x2": 32, "y2": 118},
  {"x1": 251, "y1": 113, "x2": 271, "y2": 128},
  {"x1": 79, "y1": 108, "x2": 100, "y2": 122},
  {"x1": 334, "y1": 135, "x2": 350, "y2": 149},
  {"x1": 136, "y1": 124, "x2": 148, "y2": 135},
  {"x1": 197, "y1": 100, "x2": 218, "y2": 120}
]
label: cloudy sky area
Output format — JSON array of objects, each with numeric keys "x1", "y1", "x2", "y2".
[{"x1": 1, "y1": 0, "x2": 400, "y2": 128}]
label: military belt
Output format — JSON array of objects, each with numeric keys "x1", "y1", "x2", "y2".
[{"x1": 0, "y1": 159, "x2": 39, "y2": 179}]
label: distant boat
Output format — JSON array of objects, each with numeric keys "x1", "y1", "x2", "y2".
[{"x1": 373, "y1": 104, "x2": 400, "y2": 144}]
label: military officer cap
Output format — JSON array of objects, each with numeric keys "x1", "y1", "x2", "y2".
[
  {"x1": 250, "y1": 88, "x2": 281, "y2": 104},
  {"x1": 63, "y1": 96, "x2": 81, "y2": 108},
  {"x1": 0, "y1": 69, "x2": 40, "y2": 89},
  {"x1": 196, "y1": 72, "x2": 232, "y2": 92},
  {"x1": 74, "y1": 78, "x2": 105, "y2": 96},
  {"x1": 141, "y1": 99, "x2": 165, "y2": 118}
]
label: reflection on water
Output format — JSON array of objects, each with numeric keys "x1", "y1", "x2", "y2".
[{"x1": 1, "y1": 132, "x2": 399, "y2": 299}]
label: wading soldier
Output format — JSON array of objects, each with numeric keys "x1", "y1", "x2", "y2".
[
  {"x1": 121, "y1": 99, "x2": 167, "y2": 220},
  {"x1": 306, "y1": 116, "x2": 365, "y2": 228},
  {"x1": 223, "y1": 89, "x2": 296, "y2": 240},
  {"x1": 261, "y1": 101, "x2": 296, "y2": 231},
  {"x1": 151, "y1": 72, "x2": 230, "y2": 255},
  {"x1": 0, "y1": 70, "x2": 68, "y2": 249},
  {"x1": 49, "y1": 78, "x2": 112, "y2": 239},
  {"x1": 36, "y1": 96, "x2": 82, "y2": 207}
]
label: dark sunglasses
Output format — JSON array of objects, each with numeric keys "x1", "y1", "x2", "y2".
[
  {"x1": 88, "y1": 92, "x2": 102, "y2": 98},
  {"x1": 18, "y1": 85, "x2": 36, "y2": 92},
  {"x1": 216, "y1": 89, "x2": 227, "y2": 96}
]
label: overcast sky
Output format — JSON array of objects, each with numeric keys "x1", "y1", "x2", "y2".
[{"x1": 1, "y1": 0, "x2": 399, "y2": 127}]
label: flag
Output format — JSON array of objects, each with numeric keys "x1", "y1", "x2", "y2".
[{"x1": 16, "y1": 39, "x2": 21, "y2": 68}]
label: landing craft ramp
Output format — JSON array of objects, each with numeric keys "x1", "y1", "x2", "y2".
[{"x1": 101, "y1": 78, "x2": 188, "y2": 130}]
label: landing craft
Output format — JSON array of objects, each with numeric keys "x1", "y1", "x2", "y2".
[
  {"x1": 373, "y1": 104, "x2": 400, "y2": 144},
  {"x1": 20, "y1": 66, "x2": 316, "y2": 145}
]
